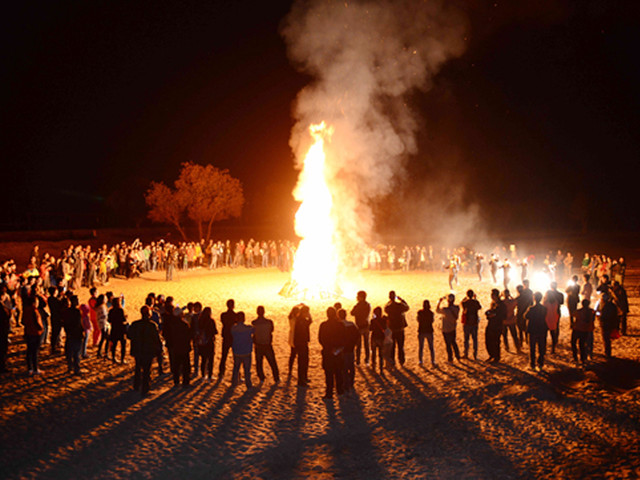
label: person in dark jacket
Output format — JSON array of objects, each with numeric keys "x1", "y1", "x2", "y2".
[
  {"x1": 571, "y1": 299, "x2": 594, "y2": 364},
  {"x1": 485, "y1": 289, "x2": 506, "y2": 363},
  {"x1": 64, "y1": 295, "x2": 84, "y2": 375},
  {"x1": 515, "y1": 282, "x2": 533, "y2": 345},
  {"x1": 47, "y1": 286, "x2": 64, "y2": 355},
  {"x1": 219, "y1": 299, "x2": 238, "y2": 378},
  {"x1": 128, "y1": 306, "x2": 163, "y2": 394},
  {"x1": 350, "y1": 290, "x2": 371, "y2": 365},
  {"x1": 340, "y1": 308, "x2": 359, "y2": 392},
  {"x1": 370, "y1": 307, "x2": 386, "y2": 372},
  {"x1": 231, "y1": 311, "x2": 253, "y2": 388},
  {"x1": 525, "y1": 291, "x2": 548, "y2": 371},
  {"x1": 598, "y1": 293, "x2": 619, "y2": 359},
  {"x1": 293, "y1": 305, "x2": 312, "y2": 387},
  {"x1": 108, "y1": 297, "x2": 128, "y2": 364},
  {"x1": 166, "y1": 307, "x2": 192, "y2": 387},
  {"x1": 384, "y1": 291, "x2": 409, "y2": 366},
  {"x1": 416, "y1": 300, "x2": 436, "y2": 366},
  {"x1": 252, "y1": 306, "x2": 279, "y2": 384},
  {"x1": 319, "y1": 307, "x2": 346, "y2": 399},
  {"x1": 195, "y1": 307, "x2": 217, "y2": 381},
  {"x1": 461, "y1": 290, "x2": 481, "y2": 360}
]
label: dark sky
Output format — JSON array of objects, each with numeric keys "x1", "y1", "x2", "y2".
[{"x1": 2, "y1": 0, "x2": 639, "y2": 234}]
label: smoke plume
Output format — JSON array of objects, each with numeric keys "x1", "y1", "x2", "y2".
[{"x1": 281, "y1": 0, "x2": 468, "y2": 261}]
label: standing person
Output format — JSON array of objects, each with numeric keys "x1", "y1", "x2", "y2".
[
  {"x1": 370, "y1": 306, "x2": 386, "y2": 372},
  {"x1": 598, "y1": 293, "x2": 619, "y2": 360},
  {"x1": 287, "y1": 305, "x2": 301, "y2": 375},
  {"x1": 461, "y1": 290, "x2": 481, "y2": 360},
  {"x1": 318, "y1": 307, "x2": 346, "y2": 399},
  {"x1": 475, "y1": 253, "x2": 484, "y2": 282},
  {"x1": 108, "y1": 297, "x2": 128, "y2": 364},
  {"x1": 22, "y1": 296, "x2": 44, "y2": 375},
  {"x1": 501, "y1": 290, "x2": 520, "y2": 353},
  {"x1": 384, "y1": 291, "x2": 409, "y2": 366},
  {"x1": 166, "y1": 307, "x2": 192, "y2": 387},
  {"x1": 485, "y1": 289, "x2": 505, "y2": 363},
  {"x1": 127, "y1": 306, "x2": 162, "y2": 395},
  {"x1": 525, "y1": 292, "x2": 548, "y2": 371},
  {"x1": 581, "y1": 274, "x2": 593, "y2": 301},
  {"x1": 515, "y1": 283, "x2": 533, "y2": 346},
  {"x1": 190, "y1": 302, "x2": 203, "y2": 376},
  {"x1": 252, "y1": 306, "x2": 279, "y2": 384},
  {"x1": 340, "y1": 309, "x2": 359, "y2": 393},
  {"x1": 47, "y1": 286, "x2": 64, "y2": 355},
  {"x1": 543, "y1": 289, "x2": 561, "y2": 354},
  {"x1": 80, "y1": 304, "x2": 92, "y2": 358},
  {"x1": 95, "y1": 294, "x2": 110, "y2": 357},
  {"x1": 231, "y1": 311, "x2": 253, "y2": 388},
  {"x1": 417, "y1": 300, "x2": 436, "y2": 366},
  {"x1": 195, "y1": 307, "x2": 217, "y2": 381},
  {"x1": 436, "y1": 294, "x2": 461, "y2": 363},
  {"x1": 566, "y1": 275, "x2": 581, "y2": 328},
  {"x1": 293, "y1": 305, "x2": 312, "y2": 387},
  {"x1": 218, "y1": 299, "x2": 238, "y2": 378},
  {"x1": 350, "y1": 290, "x2": 371, "y2": 366},
  {"x1": 612, "y1": 281, "x2": 629, "y2": 335},
  {"x1": 572, "y1": 299, "x2": 594, "y2": 365},
  {"x1": 63, "y1": 295, "x2": 84, "y2": 375},
  {"x1": 0, "y1": 299, "x2": 10, "y2": 373},
  {"x1": 87, "y1": 287, "x2": 100, "y2": 346}
]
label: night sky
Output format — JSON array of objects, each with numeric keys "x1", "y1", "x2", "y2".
[{"x1": 3, "y1": 0, "x2": 639, "y2": 234}]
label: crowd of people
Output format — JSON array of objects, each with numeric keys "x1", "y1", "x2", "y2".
[{"x1": 0, "y1": 249, "x2": 631, "y2": 399}]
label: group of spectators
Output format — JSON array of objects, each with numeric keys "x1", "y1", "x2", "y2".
[{"x1": 0, "y1": 255, "x2": 630, "y2": 400}]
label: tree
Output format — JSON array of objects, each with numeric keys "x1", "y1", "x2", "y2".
[
  {"x1": 176, "y1": 162, "x2": 244, "y2": 241},
  {"x1": 145, "y1": 181, "x2": 188, "y2": 240},
  {"x1": 144, "y1": 163, "x2": 244, "y2": 241}
]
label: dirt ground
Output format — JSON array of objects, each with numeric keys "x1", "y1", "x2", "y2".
[{"x1": 1, "y1": 264, "x2": 639, "y2": 479}]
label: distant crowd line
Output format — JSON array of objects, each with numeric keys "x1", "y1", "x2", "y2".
[{"x1": 0, "y1": 261, "x2": 630, "y2": 398}]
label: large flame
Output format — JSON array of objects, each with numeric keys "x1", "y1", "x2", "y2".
[{"x1": 288, "y1": 122, "x2": 341, "y2": 298}]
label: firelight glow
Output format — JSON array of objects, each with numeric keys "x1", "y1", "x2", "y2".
[{"x1": 289, "y1": 122, "x2": 341, "y2": 298}]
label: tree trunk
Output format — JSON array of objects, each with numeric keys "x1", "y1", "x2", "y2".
[
  {"x1": 173, "y1": 221, "x2": 187, "y2": 241},
  {"x1": 206, "y1": 219, "x2": 214, "y2": 243},
  {"x1": 197, "y1": 221, "x2": 203, "y2": 241}
]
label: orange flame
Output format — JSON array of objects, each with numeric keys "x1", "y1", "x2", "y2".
[{"x1": 290, "y1": 122, "x2": 341, "y2": 297}]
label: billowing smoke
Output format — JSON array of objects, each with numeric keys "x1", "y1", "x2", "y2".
[{"x1": 281, "y1": 0, "x2": 468, "y2": 264}]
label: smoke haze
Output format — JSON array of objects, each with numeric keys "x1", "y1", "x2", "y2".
[{"x1": 282, "y1": 0, "x2": 469, "y2": 260}]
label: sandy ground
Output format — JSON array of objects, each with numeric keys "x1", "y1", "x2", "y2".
[{"x1": 1, "y1": 265, "x2": 639, "y2": 479}]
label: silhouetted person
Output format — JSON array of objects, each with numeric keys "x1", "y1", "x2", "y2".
[
  {"x1": 417, "y1": 300, "x2": 436, "y2": 366},
  {"x1": 502, "y1": 289, "x2": 520, "y2": 353},
  {"x1": 461, "y1": 290, "x2": 481, "y2": 360},
  {"x1": 108, "y1": 297, "x2": 128, "y2": 364},
  {"x1": 294, "y1": 305, "x2": 312, "y2": 387},
  {"x1": 515, "y1": 282, "x2": 533, "y2": 345},
  {"x1": 64, "y1": 295, "x2": 84, "y2": 375},
  {"x1": 612, "y1": 281, "x2": 629, "y2": 335},
  {"x1": 598, "y1": 292, "x2": 619, "y2": 360},
  {"x1": 571, "y1": 299, "x2": 594, "y2": 364},
  {"x1": 350, "y1": 290, "x2": 371, "y2": 365},
  {"x1": 437, "y1": 294, "x2": 460, "y2": 363},
  {"x1": 543, "y1": 286, "x2": 561, "y2": 354},
  {"x1": 166, "y1": 307, "x2": 192, "y2": 387},
  {"x1": 47, "y1": 286, "x2": 63, "y2": 355},
  {"x1": 252, "y1": 306, "x2": 279, "y2": 383},
  {"x1": 384, "y1": 291, "x2": 409, "y2": 366},
  {"x1": 287, "y1": 305, "x2": 301, "y2": 375},
  {"x1": 485, "y1": 289, "x2": 505, "y2": 363},
  {"x1": 231, "y1": 311, "x2": 253, "y2": 388},
  {"x1": 128, "y1": 306, "x2": 162, "y2": 394},
  {"x1": 319, "y1": 307, "x2": 346, "y2": 399},
  {"x1": 340, "y1": 308, "x2": 359, "y2": 392},
  {"x1": 370, "y1": 306, "x2": 386, "y2": 372},
  {"x1": 195, "y1": 307, "x2": 217, "y2": 381},
  {"x1": 525, "y1": 291, "x2": 548, "y2": 371},
  {"x1": 0, "y1": 298, "x2": 9, "y2": 373},
  {"x1": 219, "y1": 299, "x2": 238, "y2": 377}
]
